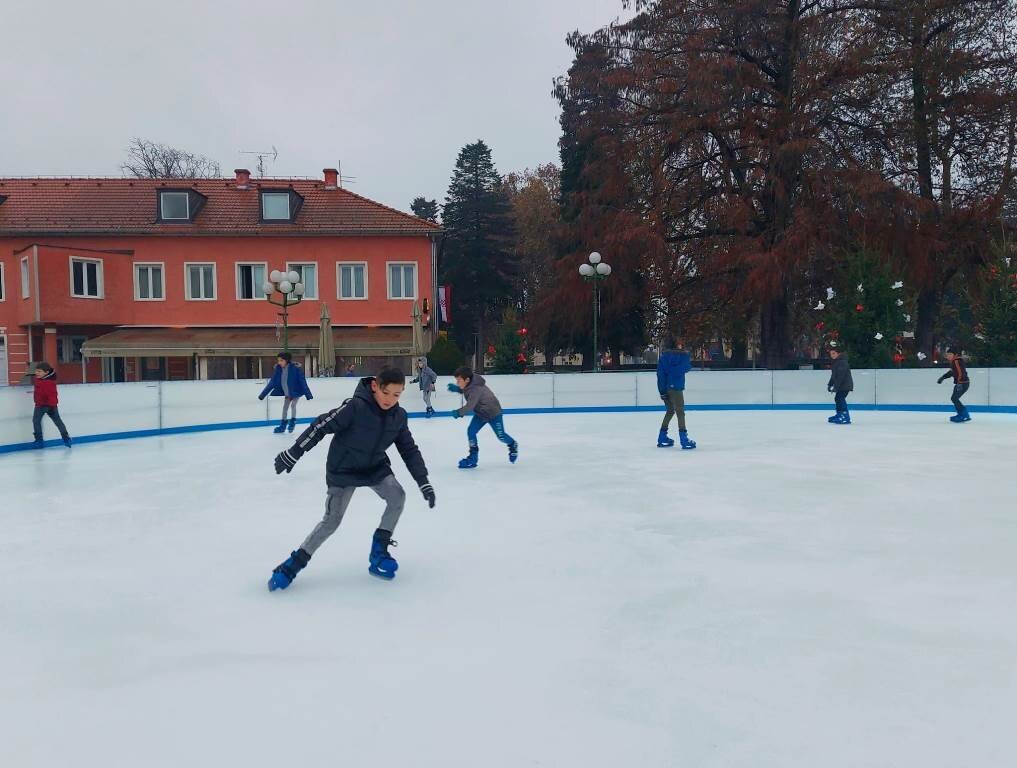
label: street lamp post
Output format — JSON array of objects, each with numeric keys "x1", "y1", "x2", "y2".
[
  {"x1": 578, "y1": 251, "x2": 612, "y2": 372},
  {"x1": 264, "y1": 269, "x2": 305, "y2": 352}
]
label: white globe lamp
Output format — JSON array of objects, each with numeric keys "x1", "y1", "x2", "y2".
[{"x1": 589, "y1": 251, "x2": 602, "y2": 264}]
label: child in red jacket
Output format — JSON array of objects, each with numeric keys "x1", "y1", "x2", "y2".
[{"x1": 31, "y1": 362, "x2": 72, "y2": 447}]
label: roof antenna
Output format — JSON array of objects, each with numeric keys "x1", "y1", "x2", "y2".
[
  {"x1": 239, "y1": 146, "x2": 278, "y2": 178},
  {"x1": 338, "y1": 160, "x2": 357, "y2": 186}
]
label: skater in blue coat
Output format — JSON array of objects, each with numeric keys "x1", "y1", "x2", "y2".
[
  {"x1": 447, "y1": 366, "x2": 518, "y2": 468},
  {"x1": 656, "y1": 338, "x2": 696, "y2": 449},
  {"x1": 258, "y1": 352, "x2": 313, "y2": 433},
  {"x1": 267, "y1": 368, "x2": 436, "y2": 587}
]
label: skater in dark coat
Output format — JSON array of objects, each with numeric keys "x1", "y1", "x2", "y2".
[
  {"x1": 938, "y1": 346, "x2": 971, "y2": 423},
  {"x1": 267, "y1": 368, "x2": 435, "y2": 588},
  {"x1": 258, "y1": 351, "x2": 313, "y2": 434},
  {"x1": 30, "y1": 362, "x2": 72, "y2": 448},
  {"x1": 447, "y1": 366, "x2": 517, "y2": 468},
  {"x1": 656, "y1": 338, "x2": 696, "y2": 449},
  {"x1": 827, "y1": 342, "x2": 854, "y2": 424}
]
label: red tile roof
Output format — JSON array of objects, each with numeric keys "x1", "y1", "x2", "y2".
[{"x1": 0, "y1": 178, "x2": 441, "y2": 237}]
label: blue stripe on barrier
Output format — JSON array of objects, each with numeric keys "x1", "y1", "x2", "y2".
[{"x1": 3, "y1": 403, "x2": 1014, "y2": 454}]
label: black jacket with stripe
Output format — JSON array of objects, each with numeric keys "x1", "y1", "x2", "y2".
[{"x1": 289, "y1": 377, "x2": 428, "y2": 489}]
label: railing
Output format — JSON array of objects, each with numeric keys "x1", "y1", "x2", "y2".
[{"x1": 2, "y1": 368, "x2": 1015, "y2": 452}]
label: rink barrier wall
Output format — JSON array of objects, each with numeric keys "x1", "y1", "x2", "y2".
[{"x1": 2, "y1": 369, "x2": 1015, "y2": 453}]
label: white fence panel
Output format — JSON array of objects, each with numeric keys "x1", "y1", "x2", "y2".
[
  {"x1": 875, "y1": 368, "x2": 989, "y2": 406},
  {"x1": 553, "y1": 372, "x2": 639, "y2": 408}
]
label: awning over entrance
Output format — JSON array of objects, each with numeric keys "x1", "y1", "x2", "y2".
[{"x1": 81, "y1": 327, "x2": 417, "y2": 358}]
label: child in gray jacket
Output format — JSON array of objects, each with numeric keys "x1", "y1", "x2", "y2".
[
  {"x1": 447, "y1": 366, "x2": 518, "y2": 469},
  {"x1": 410, "y1": 357, "x2": 438, "y2": 417}
]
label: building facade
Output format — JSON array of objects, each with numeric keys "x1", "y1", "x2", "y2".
[{"x1": 0, "y1": 169, "x2": 440, "y2": 385}]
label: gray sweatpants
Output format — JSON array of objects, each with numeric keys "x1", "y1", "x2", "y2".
[
  {"x1": 300, "y1": 475, "x2": 406, "y2": 555},
  {"x1": 422, "y1": 389, "x2": 433, "y2": 409},
  {"x1": 281, "y1": 397, "x2": 299, "y2": 419}
]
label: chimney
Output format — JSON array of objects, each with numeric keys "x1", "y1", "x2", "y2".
[
  {"x1": 234, "y1": 168, "x2": 251, "y2": 189},
  {"x1": 323, "y1": 168, "x2": 339, "y2": 189}
]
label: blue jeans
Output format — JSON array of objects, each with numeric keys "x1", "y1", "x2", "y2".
[{"x1": 467, "y1": 415, "x2": 515, "y2": 449}]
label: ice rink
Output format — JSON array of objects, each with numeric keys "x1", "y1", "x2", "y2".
[{"x1": 2, "y1": 409, "x2": 1015, "y2": 767}]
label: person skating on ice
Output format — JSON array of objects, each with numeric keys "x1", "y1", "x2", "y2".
[
  {"x1": 827, "y1": 342, "x2": 854, "y2": 424},
  {"x1": 258, "y1": 351, "x2": 313, "y2": 433},
  {"x1": 29, "y1": 362, "x2": 72, "y2": 448},
  {"x1": 656, "y1": 336, "x2": 696, "y2": 449},
  {"x1": 446, "y1": 366, "x2": 518, "y2": 468},
  {"x1": 938, "y1": 346, "x2": 971, "y2": 423},
  {"x1": 267, "y1": 367, "x2": 435, "y2": 588},
  {"x1": 409, "y1": 356, "x2": 438, "y2": 417}
]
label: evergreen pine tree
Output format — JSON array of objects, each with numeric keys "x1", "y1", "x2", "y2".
[
  {"x1": 410, "y1": 197, "x2": 439, "y2": 223},
  {"x1": 439, "y1": 140, "x2": 518, "y2": 371}
]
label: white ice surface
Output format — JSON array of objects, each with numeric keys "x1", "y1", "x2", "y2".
[{"x1": 1, "y1": 410, "x2": 1016, "y2": 767}]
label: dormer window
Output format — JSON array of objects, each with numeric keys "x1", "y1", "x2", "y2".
[
  {"x1": 156, "y1": 188, "x2": 207, "y2": 223},
  {"x1": 160, "y1": 192, "x2": 190, "y2": 220},
  {"x1": 260, "y1": 189, "x2": 304, "y2": 223}
]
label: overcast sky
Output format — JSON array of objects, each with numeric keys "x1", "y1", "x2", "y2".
[{"x1": 1, "y1": 0, "x2": 630, "y2": 213}]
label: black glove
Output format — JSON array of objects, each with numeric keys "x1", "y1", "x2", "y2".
[
  {"x1": 258, "y1": 394, "x2": 266, "y2": 401},
  {"x1": 828, "y1": 385, "x2": 834, "y2": 393},
  {"x1": 420, "y1": 483, "x2": 436, "y2": 508},
  {"x1": 274, "y1": 449, "x2": 299, "y2": 474},
  {"x1": 410, "y1": 377, "x2": 420, "y2": 384},
  {"x1": 937, "y1": 375, "x2": 947, "y2": 384}
]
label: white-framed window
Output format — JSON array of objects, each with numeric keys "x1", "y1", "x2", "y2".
[
  {"x1": 134, "y1": 263, "x2": 165, "y2": 301},
  {"x1": 160, "y1": 191, "x2": 190, "y2": 221},
  {"x1": 21, "y1": 257, "x2": 30, "y2": 299},
  {"x1": 236, "y1": 263, "x2": 268, "y2": 300},
  {"x1": 57, "y1": 335, "x2": 87, "y2": 364},
  {"x1": 261, "y1": 192, "x2": 290, "y2": 221},
  {"x1": 0, "y1": 262, "x2": 5, "y2": 302},
  {"x1": 185, "y1": 263, "x2": 217, "y2": 300},
  {"x1": 337, "y1": 262, "x2": 368, "y2": 300},
  {"x1": 70, "y1": 256, "x2": 103, "y2": 299},
  {"x1": 387, "y1": 262, "x2": 417, "y2": 300},
  {"x1": 286, "y1": 262, "x2": 318, "y2": 299}
]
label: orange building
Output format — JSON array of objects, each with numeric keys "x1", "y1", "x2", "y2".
[{"x1": 0, "y1": 169, "x2": 440, "y2": 385}]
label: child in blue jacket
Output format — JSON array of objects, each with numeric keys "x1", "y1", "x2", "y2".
[
  {"x1": 258, "y1": 352, "x2": 313, "y2": 433},
  {"x1": 656, "y1": 339, "x2": 696, "y2": 449}
]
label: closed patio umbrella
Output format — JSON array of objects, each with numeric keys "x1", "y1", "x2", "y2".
[{"x1": 319, "y1": 302, "x2": 336, "y2": 376}]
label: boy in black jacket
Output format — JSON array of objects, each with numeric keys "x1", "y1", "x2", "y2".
[
  {"x1": 268, "y1": 368, "x2": 436, "y2": 588},
  {"x1": 827, "y1": 342, "x2": 854, "y2": 425},
  {"x1": 938, "y1": 346, "x2": 971, "y2": 423}
]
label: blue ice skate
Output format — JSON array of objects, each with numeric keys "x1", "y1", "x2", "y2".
[
  {"x1": 508, "y1": 441, "x2": 519, "y2": 463},
  {"x1": 657, "y1": 429, "x2": 675, "y2": 448},
  {"x1": 679, "y1": 430, "x2": 697, "y2": 450},
  {"x1": 828, "y1": 413, "x2": 842, "y2": 424},
  {"x1": 287, "y1": 417, "x2": 296, "y2": 433},
  {"x1": 369, "y1": 529, "x2": 398, "y2": 580},
  {"x1": 836, "y1": 412, "x2": 851, "y2": 425},
  {"x1": 273, "y1": 420, "x2": 287, "y2": 434},
  {"x1": 458, "y1": 447, "x2": 479, "y2": 469},
  {"x1": 268, "y1": 548, "x2": 310, "y2": 591}
]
